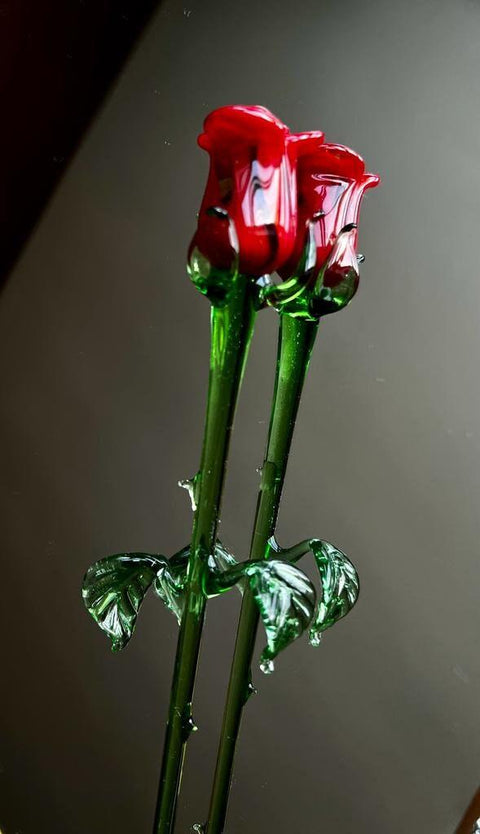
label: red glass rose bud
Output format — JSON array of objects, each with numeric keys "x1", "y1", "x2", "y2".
[
  {"x1": 282, "y1": 137, "x2": 379, "y2": 275},
  {"x1": 189, "y1": 105, "x2": 304, "y2": 287},
  {"x1": 268, "y1": 136, "x2": 379, "y2": 319}
]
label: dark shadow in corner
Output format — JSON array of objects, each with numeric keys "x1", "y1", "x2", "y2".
[{"x1": 0, "y1": 0, "x2": 164, "y2": 290}]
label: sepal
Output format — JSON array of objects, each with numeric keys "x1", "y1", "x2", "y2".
[
  {"x1": 262, "y1": 222, "x2": 360, "y2": 320},
  {"x1": 260, "y1": 220, "x2": 318, "y2": 320},
  {"x1": 310, "y1": 224, "x2": 360, "y2": 318},
  {"x1": 188, "y1": 208, "x2": 240, "y2": 305}
]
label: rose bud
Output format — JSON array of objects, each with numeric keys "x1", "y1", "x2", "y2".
[
  {"x1": 271, "y1": 136, "x2": 379, "y2": 318},
  {"x1": 190, "y1": 105, "x2": 306, "y2": 283}
]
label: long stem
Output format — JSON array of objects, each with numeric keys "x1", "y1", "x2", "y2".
[
  {"x1": 153, "y1": 276, "x2": 256, "y2": 834},
  {"x1": 206, "y1": 314, "x2": 319, "y2": 834}
]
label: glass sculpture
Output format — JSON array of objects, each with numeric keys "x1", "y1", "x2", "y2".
[{"x1": 82, "y1": 104, "x2": 380, "y2": 834}]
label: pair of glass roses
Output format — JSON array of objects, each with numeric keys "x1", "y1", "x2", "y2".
[{"x1": 189, "y1": 104, "x2": 380, "y2": 319}]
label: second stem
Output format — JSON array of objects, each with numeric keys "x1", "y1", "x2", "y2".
[{"x1": 206, "y1": 313, "x2": 319, "y2": 834}]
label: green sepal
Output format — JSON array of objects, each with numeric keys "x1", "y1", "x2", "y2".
[
  {"x1": 82, "y1": 553, "x2": 164, "y2": 652},
  {"x1": 261, "y1": 222, "x2": 359, "y2": 320},
  {"x1": 188, "y1": 208, "x2": 241, "y2": 306},
  {"x1": 260, "y1": 221, "x2": 318, "y2": 321},
  {"x1": 188, "y1": 247, "x2": 238, "y2": 306}
]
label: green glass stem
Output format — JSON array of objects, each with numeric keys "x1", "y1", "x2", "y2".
[
  {"x1": 153, "y1": 276, "x2": 256, "y2": 834},
  {"x1": 206, "y1": 314, "x2": 319, "y2": 834}
]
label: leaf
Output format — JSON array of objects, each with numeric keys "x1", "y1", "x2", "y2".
[
  {"x1": 154, "y1": 546, "x2": 189, "y2": 625},
  {"x1": 82, "y1": 553, "x2": 164, "y2": 651},
  {"x1": 205, "y1": 540, "x2": 243, "y2": 596},
  {"x1": 82, "y1": 541, "x2": 242, "y2": 649},
  {"x1": 242, "y1": 559, "x2": 316, "y2": 670},
  {"x1": 207, "y1": 541, "x2": 238, "y2": 576},
  {"x1": 153, "y1": 540, "x2": 240, "y2": 623},
  {"x1": 309, "y1": 540, "x2": 359, "y2": 644}
]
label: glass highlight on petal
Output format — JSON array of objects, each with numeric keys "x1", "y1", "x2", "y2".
[
  {"x1": 191, "y1": 105, "x2": 303, "y2": 277},
  {"x1": 279, "y1": 136, "x2": 380, "y2": 282}
]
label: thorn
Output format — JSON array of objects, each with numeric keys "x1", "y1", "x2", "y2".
[{"x1": 178, "y1": 476, "x2": 198, "y2": 512}]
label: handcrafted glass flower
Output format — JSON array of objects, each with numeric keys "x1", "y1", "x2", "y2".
[
  {"x1": 189, "y1": 105, "x2": 303, "y2": 298},
  {"x1": 81, "y1": 104, "x2": 380, "y2": 834},
  {"x1": 265, "y1": 135, "x2": 380, "y2": 319}
]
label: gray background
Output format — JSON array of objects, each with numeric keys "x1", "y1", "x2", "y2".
[{"x1": 1, "y1": 0, "x2": 480, "y2": 831}]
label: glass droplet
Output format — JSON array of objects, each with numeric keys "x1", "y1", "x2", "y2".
[
  {"x1": 181, "y1": 703, "x2": 198, "y2": 740},
  {"x1": 184, "y1": 715, "x2": 198, "y2": 734},
  {"x1": 244, "y1": 678, "x2": 258, "y2": 703},
  {"x1": 309, "y1": 630, "x2": 323, "y2": 647},
  {"x1": 260, "y1": 658, "x2": 275, "y2": 675}
]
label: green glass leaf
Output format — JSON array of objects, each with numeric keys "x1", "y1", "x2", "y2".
[
  {"x1": 154, "y1": 541, "x2": 240, "y2": 624},
  {"x1": 206, "y1": 541, "x2": 240, "y2": 592},
  {"x1": 242, "y1": 559, "x2": 316, "y2": 673},
  {"x1": 268, "y1": 536, "x2": 360, "y2": 645},
  {"x1": 308, "y1": 540, "x2": 359, "y2": 645},
  {"x1": 153, "y1": 546, "x2": 189, "y2": 625},
  {"x1": 82, "y1": 553, "x2": 164, "y2": 651}
]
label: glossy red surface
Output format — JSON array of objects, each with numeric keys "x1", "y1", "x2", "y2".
[
  {"x1": 191, "y1": 105, "x2": 304, "y2": 276},
  {"x1": 279, "y1": 136, "x2": 380, "y2": 279},
  {"x1": 322, "y1": 225, "x2": 360, "y2": 291}
]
